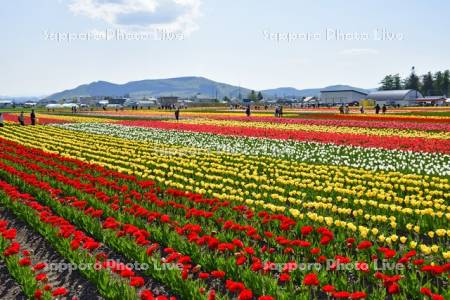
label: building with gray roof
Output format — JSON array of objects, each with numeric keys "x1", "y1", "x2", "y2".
[{"x1": 367, "y1": 90, "x2": 423, "y2": 106}]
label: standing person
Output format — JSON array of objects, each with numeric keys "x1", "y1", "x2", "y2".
[
  {"x1": 382, "y1": 104, "x2": 387, "y2": 114},
  {"x1": 339, "y1": 105, "x2": 344, "y2": 114},
  {"x1": 274, "y1": 106, "x2": 279, "y2": 117},
  {"x1": 360, "y1": 106, "x2": 365, "y2": 114},
  {"x1": 30, "y1": 109, "x2": 36, "y2": 125},
  {"x1": 344, "y1": 105, "x2": 349, "y2": 114},
  {"x1": 375, "y1": 104, "x2": 381, "y2": 114},
  {"x1": 18, "y1": 112, "x2": 25, "y2": 126},
  {"x1": 279, "y1": 105, "x2": 283, "y2": 117},
  {"x1": 0, "y1": 113, "x2": 4, "y2": 127},
  {"x1": 245, "y1": 105, "x2": 251, "y2": 117},
  {"x1": 175, "y1": 107, "x2": 180, "y2": 121}
]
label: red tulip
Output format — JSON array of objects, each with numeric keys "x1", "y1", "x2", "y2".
[
  {"x1": 4, "y1": 242, "x2": 20, "y2": 256},
  {"x1": 140, "y1": 290, "x2": 154, "y2": 300},
  {"x1": 236, "y1": 256, "x2": 247, "y2": 266},
  {"x1": 244, "y1": 247, "x2": 255, "y2": 255},
  {"x1": 211, "y1": 270, "x2": 225, "y2": 278},
  {"x1": 300, "y1": 226, "x2": 313, "y2": 236},
  {"x1": 160, "y1": 215, "x2": 170, "y2": 223},
  {"x1": 387, "y1": 283, "x2": 400, "y2": 294},
  {"x1": 350, "y1": 291, "x2": 367, "y2": 299},
  {"x1": 279, "y1": 273, "x2": 291, "y2": 282},
  {"x1": 19, "y1": 257, "x2": 32, "y2": 266},
  {"x1": 34, "y1": 289, "x2": 43, "y2": 300},
  {"x1": 52, "y1": 288, "x2": 69, "y2": 297},
  {"x1": 420, "y1": 288, "x2": 432, "y2": 297},
  {"x1": 357, "y1": 241, "x2": 372, "y2": 250},
  {"x1": 208, "y1": 290, "x2": 216, "y2": 300},
  {"x1": 322, "y1": 285, "x2": 335, "y2": 293},
  {"x1": 130, "y1": 276, "x2": 145, "y2": 287},
  {"x1": 33, "y1": 262, "x2": 47, "y2": 271},
  {"x1": 303, "y1": 273, "x2": 319, "y2": 286},
  {"x1": 35, "y1": 273, "x2": 47, "y2": 282},
  {"x1": 2, "y1": 228, "x2": 16, "y2": 239},
  {"x1": 238, "y1": 289, "x2": 253, "y2": 300}
]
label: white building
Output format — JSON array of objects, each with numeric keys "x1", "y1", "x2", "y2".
[
  {"x1": 319, "y1": 89, "x2": 368, "y2": 106},
  {"x1": 23, "y1": 102, "x2": 37, "y2": 108},
  {"x1": 367, "y1": 90, "x2": 423, "y2": 106}
]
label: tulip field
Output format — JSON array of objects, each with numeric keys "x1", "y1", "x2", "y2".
[{"x1": 0, "y1": 109, "x2": 449, "y2": 300}]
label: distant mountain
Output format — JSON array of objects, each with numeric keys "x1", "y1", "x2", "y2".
[
  {"x1": 42, "y1": 76, "x2": 375, "y2": 101},
  {"x1": 44, "y1": 77, "x2": 251, "y2": 101},
  {"x1": 262, "y1": 85, "x2": 375, "y2": 98}
]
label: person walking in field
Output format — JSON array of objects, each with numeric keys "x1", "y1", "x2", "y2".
[
  {"x1": 175, "y1": 107, "x2": 180, "y2": 121},
  {"x1": 245, "y1": 105, "x2": 251, "y2": 117},
  {"x1": 375, "y1": 104, "x2": 381, "y2": 114},
  {"x1": 30, "y1": 109, "x2": 36, "y2": 125},
  {"x1": 18, "y1": 112, "x2": 25, "y2": 125},
  {"x1": 382, "y1": 104, "x2": 387, "y2": 114},
  {"x1": 0, "y1": 113, "x2": 4, "y2": 127},
  {"x1": 360, "y1": 106, "x2": 365, "y2": 114}
]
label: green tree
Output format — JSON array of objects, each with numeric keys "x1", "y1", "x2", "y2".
[
  {"x1": 248, "y1": 90, "x2": 258, "y2": 101},
  {"x1": 404, "y1": 67, "x2": 420, "y2": 91},
  {"x1": 380, "y1": 75, "x2": 394, "y2": 90},
  {"x1": 421, "y1": 72, "x2": 434, "y2": 96},
  {"x1": 442, "y1": 70, "x2": 450, "y2": 96},
  {"x1": 223, "y1": 96, "x2": 230, "y2": 102},
  {"x1": 393, "y1": 74, "x2": 403, "y2": 90},
  {"x1": 257, "y1": 91, "x2": 264, "y2": 101},
  {"x1": 433, "y1": 71, "x2": 444, "y2": 95}
]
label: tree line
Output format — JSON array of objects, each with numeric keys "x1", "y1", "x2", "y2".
[{"x1": 379, "y1": 68, "x2": 450, "y2": 97}]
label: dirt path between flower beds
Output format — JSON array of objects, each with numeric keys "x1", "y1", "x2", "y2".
[
  {"x1": 0, "y1": 208, "x2": 104, "y2": 300},
  {"x1": 0, "y1": 261, "x2": 27, "y2": 300}
]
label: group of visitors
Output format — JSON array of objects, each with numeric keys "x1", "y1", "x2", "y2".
[
  {"x1": 338, "y1": 104, "x2": 387, "y2": 115},
  {"x1": 274, "y1": 105, "x2": 283, "y2": 117},
  {"x1": 339, "y1": 105, "x2": 350, "y2": 114},
  {"x1": 0, "y1": 110, "x2": 36, "y2": 127},
  {"x1": 242, "y1": 105, "x2": 284, "y2": 118},
  {"x1": 375, "y1": 104, "x2": 387, "y2": 114}
]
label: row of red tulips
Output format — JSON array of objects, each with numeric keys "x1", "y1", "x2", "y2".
[
  {"x1": 294, "y1": 113, "x2": 450, "y2": 124},
  {"x1": 1, "y1": 215, "x2": 69, "y2": 300},
  {"x1": 0, "y1": 178, "x2": 174, "y2": 300},
  {"x1": 0, "y1": 138, "x2": 448, "y2": 299},
  {"x1": 117, "y1": 120, "x2": 450, "y2": 153},
  {"x1": 2, "y1": 136, "x2": 446, "y2": 238},
  {"x1": 208, "y1": 116, "x2": 450, "y2": 132}
]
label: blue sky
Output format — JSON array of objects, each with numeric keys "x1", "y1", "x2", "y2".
[{"x1": 1, "y1": 0, "x2": 450, "y2": 96}]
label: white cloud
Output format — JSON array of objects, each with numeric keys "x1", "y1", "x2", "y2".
[
  {"x1": 340, "y1": 48, "x2": 379, "y2": 56},
  {"x1": 68, "y1": 0, "x2": 201, "y2": 34}
]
